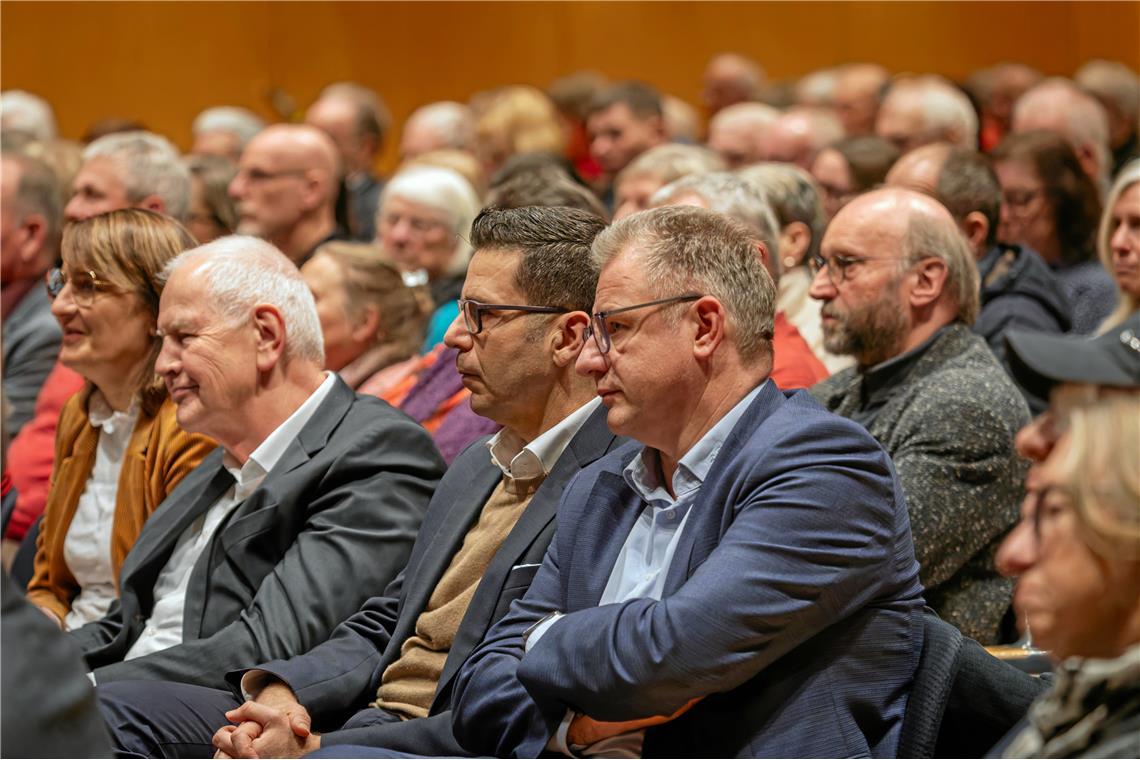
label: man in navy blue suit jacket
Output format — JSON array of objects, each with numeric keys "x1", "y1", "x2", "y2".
[{"x1": 451, "y1": 205, "x2": 927, "y2": 758}]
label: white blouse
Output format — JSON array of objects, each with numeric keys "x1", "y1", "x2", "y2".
[{"x1": 62, "y1": 393, "x2": 139, "y2": 631}]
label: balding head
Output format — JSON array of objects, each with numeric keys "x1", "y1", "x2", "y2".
[
  {"x1": 1075, "y1": 60, "x2": 1139, "y2": 153},
  {"x1": 228, "y1": 125, "x2": 340, "y2": 264},
  {"x1": 708, "y1": 102, "x2": 781, "y2": 168},
  {"x1": 1012, "y1": 78, "x2": 1111, "y2": 190},
  {"x1": 885, "y1": 142, "x2": 952, "y2": 195},
  {"x1": 400, "y1": 102, "x2": 474, "y2": 161},
  {"x1": 702, "y1": 53, "x2": 765, "y2": 115},
  {"x1": 764, "y1": 108, "x2": 845, "y2": 170},
  {"x1": 876, "y1": 76, "x2": 978, "y2": 154},
  {"x1": 306, "y1": 84, "x2": 388, "y2": 176},
  {"x1": 833, "y1": 63, "x2": 890, "y2": 135},
  {"x1": 811, "y1": 187, "x2": 979, "y2": 365}
]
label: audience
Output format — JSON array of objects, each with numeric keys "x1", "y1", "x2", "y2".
[
  {"x1": 68, "y1": 236, "x2": 443, "y2": 688},
  {"x1": 810, "y1": 134, "x2": 900, "y2": 218},
  {"x1": 472, "y1": 86, "x2": 566, "y2": 179},
  {"x1": 299, "y1": 241, "x2": 429, "y2": 391},
  {"x1": 831, "y1": 63, "x2": 890, "y2": 136},
  {"x1": 763, "y1": 107, "x2": 845, "y2": 170},
  {"x1": 706, "y1": 101, "x2": 780, "y2": 169},
  {"x1": 305, "y1": 83, "x2": 391, "y2": 243},
  {"x1": 398, "y1": 102, "x2": 475, "y2": 161},
  {"x1": 183, "y1": 154, "x2": 238, "y2": 244},
  {"x1": 26, "y1": 210, "x2": 215, "y2": 629},
  {"x1": 700, "y1": 52, "x2": 765, "y2": 116},
  {"x1": 967, "y1": 62, "x2": 1042, "y2": 152},
  {"x1": 1074, "y1": 60, "x2": 1140, "y2": 175},
  {"x1": 991, "y1": 130, "x2": 1116, "y2": 334},
  {"x1": 100, "y1": 206, "x2": 621, "y2": 759},
  {"x1": 876, "y1": 75, "x2": 978, "y2": 154},
  {"x1": 650, "y1": 171, "x2": 828, "y2": 388},
  {"x1": 0, "y1": 90, "x2": 57, "y2": 142},
  {"x1": 809, "y1": 188, "x2": 1029, "y2": 642},
  {"x1": 612, "y1": 143, "x2": 725, "y2": 220},
  {"x1": 586, "y1": 82, "x2": 668, "y2": 208},
  {"x1": 661, "y1": 94, "x2": 701, "y2": 143},
  {"x1": 228, "y1": 124, "x2": 343, "y2": 267},
  {"x1": 1097, "y1": 159, "x2": 1140, "y2": 331},
  {"x1": 65, "y1": 131, "x2": 191, "y2": 223},
  {"x1": 452, "y1": 205, "x2": 924, "y2": 757},
  {"x1": 376, "y1": 165, "x2": 481, "y2": 350},
  {"x1": 1011, "y1": 78, "x2": 1112, "y2": 194},
  {"x1": 189, "y1": 106, "x2": 265, "y2": 164}
]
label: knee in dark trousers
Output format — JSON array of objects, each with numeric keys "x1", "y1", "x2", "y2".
[{"x1": 97, "y1": 679, "x2": 240, "y2": 759}]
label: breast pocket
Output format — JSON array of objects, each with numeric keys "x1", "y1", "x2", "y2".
[{"x1": 490, "y1": 563, "x2": 542, "y2": 622}]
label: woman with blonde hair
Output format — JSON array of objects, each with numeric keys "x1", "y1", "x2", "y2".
[
  {"x1": 26, "y1": 209, "x2": 215, "y2": 628},
  {"x1": 473, "y1": 85, "x2": 566, "y2": 177},
  {"x1": 300, "y1": 241, "x2": 430, "y2": 392},
  {"x1": 1097, "y1": 159, "x2": 1140, "y2": 332}
]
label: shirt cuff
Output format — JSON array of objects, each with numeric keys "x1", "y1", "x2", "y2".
[
  {"x1": 86, "y1": 671, "x2": 96, "y2": 686},
  {"x1": 545, "y1": 710, "x2": 577, "y2": 756},
  {"x1": 239, "y1": 669, "x2": 275, "y2": 702},
  {"x1": 524, "y1": 612, "x2": 564, "y2": 653}
]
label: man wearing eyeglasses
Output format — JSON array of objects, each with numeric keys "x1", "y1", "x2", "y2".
[
  {"x1": 450, "y1": 205, "x2": 925, "y2": 758},
  {"x1": 228, "y1": 124, "x2": 344, "y2": 267},
  {"x1": 809, "y1": 187, "x2": 1030, "y2": 644},
  {"x1": 98, "y1": 206, "x2": 626, "y2": 759}
]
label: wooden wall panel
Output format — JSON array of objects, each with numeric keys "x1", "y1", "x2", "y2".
[{"x1": 2, "y1": 1, "x2": 1137, "y2": 173}]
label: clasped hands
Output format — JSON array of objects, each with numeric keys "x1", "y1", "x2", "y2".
[{"x1": 213, "y1": 681, "x2": 319, "y2": 759}]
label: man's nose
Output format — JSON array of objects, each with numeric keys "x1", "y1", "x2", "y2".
[
  {"x1": 808, "y1": 264, "x2": 836, "y2": 301},
  {"x1": 575, "y1": 333, "x2": 607, "y2": 377}
]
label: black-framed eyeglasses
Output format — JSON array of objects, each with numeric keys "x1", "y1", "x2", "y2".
[
  {"x1": 458, "y1": 298, "x2": 569, "y2": 335},
  {"x1": 44, "y1": 267, "x2": 116, "y2": 307},
  {"x1": 586, "y1": 294, "x2": 702, "y2": 354},
  {"x1": 807, "y1": 253, "x2": 909, "y2": 288}
]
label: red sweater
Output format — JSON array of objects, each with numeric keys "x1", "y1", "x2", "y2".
[{"x1": 771, "y1": 311, "x2": 829, "y2": 390}]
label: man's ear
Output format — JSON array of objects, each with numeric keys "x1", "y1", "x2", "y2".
[
  {"x1": 779, "y1": 221, "x2": 811, "y2": 269},
  {"x1": 551, "y1": 311, "x2": 590, "y2": 368},
  {"x1": 692, "y1": 296, "x2": 727, "y2": 360},
  {"x1": 962, "y1": 211, "x2": 990, "y2": 258},
  {"x1": 252, "y1": 304, "x2": 288, "y2": 372},
  {"x1": 136, "y1": 195, "x2": 167, "y2": 216},
  {"x1": 11, "y1": 213, "x2": 47, "y2": 273},
  {"x1": 350, "y1": 304, "x2": 383, "y2": 345},
  {"x1": 300, "y1": 170, "x2": 327, "y2": 212},
  {"x1": 908, "y1": 257, "x2": 949, "y2": 309}
]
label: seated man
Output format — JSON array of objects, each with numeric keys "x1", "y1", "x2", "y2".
[
  {"x1": 809, "y1": 188, "x2": 1030, "y2": 643},
  {"x1": 98, "y1": 206, "x2": 625, "y2": 757},
  {"x1": 450, "y1": 206, "x2": 925, "y2": 758},
  {"x1": 71, "y1": 235, "x2": 443, "y2": 688}
]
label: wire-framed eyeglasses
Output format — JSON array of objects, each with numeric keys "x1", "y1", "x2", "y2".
[
  {"x1": 586, "y1": 294, "x2": 702, "y2": 354},
  {"x1": 44, "y1": 268, "x2": 116, "y2": 307}
]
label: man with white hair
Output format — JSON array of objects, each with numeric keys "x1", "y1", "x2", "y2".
[
  {"x1": 876, "y1": 76, "x2": 978, "y2": 155},
  {"x1": 68, "y1": 235, "x2": 443, "y2": 688},
  {"x1": 306, "y1": 82, "x2": 391, "y2": 241},
  {"x1": 706, "y1": 102, "x2": 780, "y2": 169},
  {"x1": 0, "y1": 90, "x2": 57, "y2": 142},
  {"x1": 64, "y1": 131, "x2": 191, "y2": 223},
  {"x1": 1075, "y1": 60, "x2": 1139, "y2": 174},
  {"x1": 809, "y1": 188, "x2": 1030, "y2": 643},
  {"x1": 228, "y1": 124, "x2": 342, "y2": 266},
  {"x1": 190, "y1": 106, "x2": 265, "y2": 163},
  {"x1": 1011, "y1": 78, "x2": 1111, "y2": 192},
  {"x1": 764, "y1": 107, "x2": 845, "y2": 169},
  {"x1": 399, "y1": 102, "x2": 474, "y2": 161},
  {"x1": 794, "y1": 67, "x2": 840, "y2": 108},
  {"x1": 700, "y1": 52, "x2": 765, "y2": 116}
]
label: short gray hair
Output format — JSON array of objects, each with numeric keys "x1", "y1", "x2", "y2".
[
  {"x1": 2, "y1": 152, "x2": 62, "y2": 254},
  {"x1": 651, "y1": 172, "x2": 781, "y2": 274},
  {"x1": 617, "y1": 143, "x2": 726, "y2": 186},
  {"x1": 0, "y1": 90, "x2": 56, "y2": 141},
  {"x1": 191, "y1": 106, "x2": 265, "y2": 148},
  {"x1": 591, "y1": 205, "x2": 775, "y2": 364},
  {"x1": 379, "y1": 165, "x2": 481, "y2": 273},
  {"x1": 737, "y1": 162, "x2": 826, "y2": 261},
  {"x1": 161, "y1": 235, "x2": 324, "y2": 364},
  {"x1": 1013, "y1": 78, "x2": 1111, "y2": 188},
  {"x1": 884, "y1": 76, "x2": 978, "y2": 148},
  {"x1": 84, "y1": 131, "x2": 191, "y2": 221},
  {"x1": 404, "y1": 102, "x2": 474, "y2": 151},
  {"x1": 902, "y1": 209, "x2": 981, "y2": 326},
  {"x1": 1075, "y1": 60, "x2": 1139, "y2": 123}
]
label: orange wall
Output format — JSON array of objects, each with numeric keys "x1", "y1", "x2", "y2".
[{"x1": 3, "y1": 1, "x2": 1137, "y2": 172}]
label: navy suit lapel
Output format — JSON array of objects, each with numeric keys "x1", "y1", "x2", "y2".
[
  {"x1": 568, "y1": 471, "x2": 642, "y2": 611},
  {"x1": 663, "y1": 383, "x2": 787, "y2": 595}
]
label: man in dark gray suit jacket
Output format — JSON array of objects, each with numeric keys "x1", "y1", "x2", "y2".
[
  {"x1": 99, "y1": 206, "x2": 620, "y2": 758},
  {"x1": 451, "y1": 206, "x2": 925, "y2": 758},
  {"x1": 1, "y1": 152, "x2": 63, "y2": 434},
  {"x1": 70, "y1": 235, "x2": 443, "y2": 689}
]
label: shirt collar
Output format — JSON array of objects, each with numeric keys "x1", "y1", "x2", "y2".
[
  {"x1": 87, "y1": 390, "x2": 139, "y2": 436},
  {"x1": 222, "y1": 372, "x2": 337, "y2": 500},
  {"x1": 625, "y1": 381, "x2": 766, "y2": 505},
  {"x1": 486, "y1": 397, "x2": 602, "y2": 481},
  {"x1": 858, "y1": 326, "x2": 948, "y2": 407}
]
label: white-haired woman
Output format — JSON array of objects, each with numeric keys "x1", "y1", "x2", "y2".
[
  {"x1": 375, "y1": 165, "x2": 481, "y2": 349},
  {"x1": 1098, "y1": 159, "x2": 1140, "y2": 332}
]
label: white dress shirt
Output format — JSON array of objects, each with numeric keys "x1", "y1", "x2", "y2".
[
  {"x1": 123, "y1": 373, "x2": 336, "y2": 661},
  {"x1": 63, "y1": 393, "x2": 140, "y2": 630},
  {"x1": 485, "y1": 397, "x2": 602, "y2": 480}
]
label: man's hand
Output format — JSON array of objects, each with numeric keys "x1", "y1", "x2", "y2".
[
  {"x1": 567, "y1": 697, "x2": 702, "y2": 747},
  {"x1": 212, "y1": 689, "x2": 318, "y2": 759}
]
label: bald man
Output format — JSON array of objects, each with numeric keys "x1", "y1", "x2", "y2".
[
  {"x1": 229, "y1": 124, "x2": 343, "y2": 266},
  {"x1": 764, "y1": 108, "x2": 844, "y2": 170},
  {"x1": 399, "y1": 102, "x2": 474, "y2": 161},
  {"x1": 832, "y1": 63, "x2": 890, "y2": 136},
  {"x1": 1012, "y1": 78, "x2": 1112, "y2": 192},
  {"x1": 707, "y1": 102, "x2": 780, "y2": 168},
  {"x1": 809, "y1": 188, "x2": 1029, "y2": 643}
]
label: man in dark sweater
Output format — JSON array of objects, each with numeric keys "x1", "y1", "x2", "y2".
[{"x1": 809, "y1": 187, "x2": 1030, "y2": 643}]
